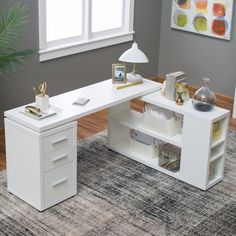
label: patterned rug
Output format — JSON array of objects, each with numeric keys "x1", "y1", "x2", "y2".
[{"x1": 0, "y1": 130, "x2": 236, "y2": 236}]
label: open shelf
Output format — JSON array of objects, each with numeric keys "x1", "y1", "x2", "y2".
[
  {"x1": 211, "y1": 138, "x2": 225, "y2": 148},
  {"x1": 210, "y1": 142, "x2": 225, "y2": 163},
  {"x1": 211, "y1": 117, "x2": 228, "y2": 146},
  {"x1": 208, "y1": 157, "x2": 223, "y2": 184},
  {"x1": 210, "y1": 153, "x2": 224, "y2": 163},
  {"x1": 207, "y1": 176, "x2": 223, "y2": 189},
  {"x1": 108, "y1": 139, "x2": 180, "y2": 179},
  {"x1": 111, "y1": 111, "x2": 182, "y2": 148}
]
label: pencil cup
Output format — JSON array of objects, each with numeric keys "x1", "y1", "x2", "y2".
[{"x1": 35, "y1": 94, "x2": 49, "y2": 112}]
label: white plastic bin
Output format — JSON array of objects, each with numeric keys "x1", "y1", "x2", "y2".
[
  {"x1": 143, "y1": 114, "x2": 181, "y2": 137},
  {"x1": 129, "y1": 130, "x2": 159, "y2": 159},
  {"x1": 129, "y1": 138, "x2": 159, "y2": 159}
]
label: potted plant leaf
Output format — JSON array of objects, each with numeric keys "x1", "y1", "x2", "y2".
[{"x1": 0, "y1": 2, "x2": 37, "y2": 76}]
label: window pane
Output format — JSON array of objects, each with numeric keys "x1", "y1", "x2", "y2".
[
  {"x1": 92, "y1": 0, "x2": 123, "y2": 33},
  {"x1": 46, "y1": 0, "x2": 82, "y2": 42}
]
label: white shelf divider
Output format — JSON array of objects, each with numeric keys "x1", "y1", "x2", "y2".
[
  {"x1": 211, "y1": 138, "x2": 225, "y2": 148},
  {"x1": 210, "y1": 153, "x2": 224, "y2": 163}
]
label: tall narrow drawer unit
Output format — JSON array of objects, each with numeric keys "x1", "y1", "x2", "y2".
[{"x1": 5, "y1": 119, "x2": 77, "y2": 211}]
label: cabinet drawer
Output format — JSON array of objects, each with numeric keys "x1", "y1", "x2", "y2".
[
  {"x1": 43, "y1": 127, "x2": 75, "y2": 155},
  {"x1": 43, "y1": 146, "x2": 76, "y2": 172},
  {"x1": 44, "y1": 162, "x2": 76, "y2": 207}
]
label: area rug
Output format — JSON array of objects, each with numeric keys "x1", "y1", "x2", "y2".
[{"x1": 0, "y1": 130, "x2": 236, "y2": 236}]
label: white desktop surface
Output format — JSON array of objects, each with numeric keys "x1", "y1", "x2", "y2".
[{"x1": 5, "y1": 79, "x2": 161, "y2": 132}]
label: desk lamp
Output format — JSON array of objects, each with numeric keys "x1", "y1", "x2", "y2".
[{"x1": 119, "y1": 42, "x2": 149, "y2": 82}]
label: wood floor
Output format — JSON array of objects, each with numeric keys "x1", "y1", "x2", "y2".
[{"x1": 0, "y1": 93, "x2": 235, "y2": 172}]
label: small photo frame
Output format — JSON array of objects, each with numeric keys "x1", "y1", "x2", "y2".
[{"x1": 112, "y1": 64, "x2": 126, "y2": 84}]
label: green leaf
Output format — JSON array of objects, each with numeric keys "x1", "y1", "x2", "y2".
[
  {"x1": 0, "y1": 2, "x2": 28, "y2": 49},
  {"x1": 0, "y1": 2, "x2": 37, "y2": 76},
  {"x1": 0, "y1": 49, "x2": 37, "y2": 76}
]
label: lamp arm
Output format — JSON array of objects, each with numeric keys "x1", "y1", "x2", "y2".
[{"x1": 132, "y1": 63, "x2": 137, "y2": 75}]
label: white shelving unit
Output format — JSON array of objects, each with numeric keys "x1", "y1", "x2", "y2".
[{"x1": 108, "y1": 91, "x2": 230, "y2": 190}]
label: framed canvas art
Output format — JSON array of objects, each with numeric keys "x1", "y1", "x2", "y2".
[{"x1": 171, "y1": 0, "x2": 234, "y2": 40}]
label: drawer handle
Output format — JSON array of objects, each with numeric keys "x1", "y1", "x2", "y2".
[
  {"x1": 52, "y1": 154, "x2": 68, "y2": 163},
  {"x1": 52, "y1": 137, "x2": 68, "y2": 145},
  {"x1": 52, "y1": 178, "x2": 68, "y2": 188}
]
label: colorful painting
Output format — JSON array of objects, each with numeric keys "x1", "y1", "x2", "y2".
[{"x1": 171, "y1": 0, "x2": 234, "y2": 40}]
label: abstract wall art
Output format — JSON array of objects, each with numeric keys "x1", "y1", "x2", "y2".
[{"x1": 171, "y1": 0, "x2": 234, "y2": 40}]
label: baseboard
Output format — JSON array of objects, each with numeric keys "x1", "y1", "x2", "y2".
[{"x1": 150, "y1": 76, "x2": 234, "y2": 114}]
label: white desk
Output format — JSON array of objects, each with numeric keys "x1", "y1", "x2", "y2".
[
  {"x1": 4, "y1": 79, "x2": 230, "y2": 211},
  {"x1": 4, "y1": 79, "x2": 161, "y2": 211}
]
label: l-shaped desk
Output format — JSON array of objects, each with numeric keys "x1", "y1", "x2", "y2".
[
  {"x1": 4, "y1": 79, "x2": 229, "y2": 211},
  {"x1": 4, "y1": 79, "x2": 161, "y2": 211}
]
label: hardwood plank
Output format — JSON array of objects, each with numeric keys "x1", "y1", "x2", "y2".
[
  {"x1": 0, "y1": 129, "x2": 4, "y2": 136},
  {"x1": 0, "y1": 153, "x2": 6, "y2": 171},
  {"x1": 229, "y1": 117, "x2": 236, "y2": 131},
  {"x1": 78, "y1": 112, "x2": 108, "y2": 139}
]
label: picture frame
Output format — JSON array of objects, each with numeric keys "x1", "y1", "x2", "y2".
[{"x1": 112, "y1": 64, "x2": 126, "y2": 84}]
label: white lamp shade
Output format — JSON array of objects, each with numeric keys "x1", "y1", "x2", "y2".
[{"x1": 119, "y1": 42, "x2": 149, "y2": 63}]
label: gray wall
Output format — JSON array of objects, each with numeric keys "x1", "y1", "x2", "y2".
[
  {"x1": 0, "y1": 0, "x2": 162, "y2": 126},
  {"x1": 158, "y1": 0, "x2": 236, "y2": 97}
]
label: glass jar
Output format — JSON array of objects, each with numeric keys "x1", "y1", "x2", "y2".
[{"x1": 192, "y1": 78, "x2": 216, "y2": 111}]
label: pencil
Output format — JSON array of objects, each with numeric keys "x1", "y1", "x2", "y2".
[{"x1": 116, "y1": 81, "x2": 143, "y2": 90}]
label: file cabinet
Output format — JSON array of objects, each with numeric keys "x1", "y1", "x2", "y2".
[{"x1": 5, "y1": 119, "x2": 77, "y2": 211}]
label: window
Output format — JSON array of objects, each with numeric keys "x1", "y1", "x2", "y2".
[{"x1": 39, "y1": 0, "x2": 134, "y2": 61}]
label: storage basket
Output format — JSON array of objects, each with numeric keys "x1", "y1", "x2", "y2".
[
  {"x1": 159, "y1": 143, "x2": 181, "y2": 171},
  {"x1": 143, "y1": 113, "x2": 181, "y2": 137},
  {"x1": 129, "y1": 130, "x2": 159, "y2": 159}
]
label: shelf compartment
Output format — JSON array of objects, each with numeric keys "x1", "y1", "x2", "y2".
[
  {"x1": 210, "y1": 153, "x2": 224, "y2": 163},
  {"x1": 159, "y1": 143, "x2": 181, "y2": 173},
  {"x1": 207, "y1": 177, "x2": 223, "y2": 189},
  {"x1": 143, "y1": 104, "x2": 182, "y2": 137},
  {"x1": 108, "y1": 139, "x2": 180, "y2": 179},
  {"x1": 210, "y1": 142, "x2": 225, "y2": 162},
  {"x1": 111, "y1": 111, "x2": 182, "y2": 148},
  {"x1": 129, "y1": 130, "x2": 159, "y2": 159},
  {"x1": 208, "y1": 157, "x2": 224, "y2": 183},
  {"x1": 211, "y1": 117, "x2": 228, "y2": 146},
  {"x1": 211, "y1": 138, "x2": 225, "y2": 148}
]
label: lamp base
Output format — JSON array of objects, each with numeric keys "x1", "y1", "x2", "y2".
[{"x1": 126, "y1": 73, "x2": 143, "y2": 82}]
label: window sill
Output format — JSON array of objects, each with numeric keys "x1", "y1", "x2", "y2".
[{"x1": 39, "y1": 32, "x2": 134, "y2": 62}]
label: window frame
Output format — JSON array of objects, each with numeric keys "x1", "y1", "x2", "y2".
[{"x1": 38, "y1": 0, "x2": 134, "y2": 62}]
